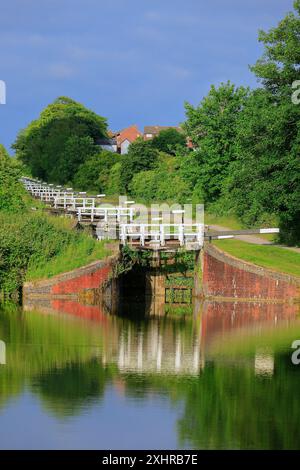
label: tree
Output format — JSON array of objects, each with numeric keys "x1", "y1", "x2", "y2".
[
  {"x1": 250, "y1": 0, "x2": 300, "y2": 95},
  {"x1": 224, "y1": 1, "x2": 300, "y2": 244},
  {"x1": 53, "y1": 136, "x2": 98, "y2": 184},
  {"x1": 151, "y1": 128, "x2": 186, "y2": 154},
  {"x1": 13, "y1": 96, "x2": 107, "y2": 184},
  {"x1": 106, "y1": 162, "x2": 123, "y2": 195},
  {"x1": 184, "y1": 82, "x2": 249, "y2": 204},
  {"x1": 120, "y1": 138, "x2": 159, "y2": 192},
  {"x1": 73, "y1": 151, "x2": 121, "y2": 192},
  {"x1": 0, "y1": 144, "x2": 9, "y2": 160},
  {"x1": 129, "y1": 154, "x2": 190, "y2": 203},
  {"x1": 0, "y1": 145, "x2": 26, "y2": 213}
]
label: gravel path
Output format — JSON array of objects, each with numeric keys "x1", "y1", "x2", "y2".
[{"x1": 208, "y1": 224, "x2": 300, "y2": 254}]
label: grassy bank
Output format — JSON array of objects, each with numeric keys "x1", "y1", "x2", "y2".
[
  {"x1": 205, "y1": 212, "x2": 277, "y2": 242},
  {"x1": 0, "y1": 210, "x2": 111, "y2": 294},
  {"x1": 205, "y1": 213, "x2": 243, "y2": 230},
  {"x1": 26, "y1": 233, "x2": 110, "y2": 281},
  {"x1": 214, "y1": 239, "x2": 300, "y2": 277}
]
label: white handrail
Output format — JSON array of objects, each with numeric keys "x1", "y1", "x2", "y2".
[
  {"x1": 77, "y1": 207, "x2": 135, "y2": 222},
  {"x1": 119, "y1": 223, "x2": 204, "y2": 247}
]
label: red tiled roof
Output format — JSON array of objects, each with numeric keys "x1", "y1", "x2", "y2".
[{"x1": 115, "y1": 125, "x2": 142, "y2": 146}]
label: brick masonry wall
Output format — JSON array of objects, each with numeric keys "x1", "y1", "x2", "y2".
[
  {"x1": 23, "y1": 254, "x2": 119, "y2": 299},
  {"x1": 202, "y1": 243, "x2": 300, "y2": 301}
]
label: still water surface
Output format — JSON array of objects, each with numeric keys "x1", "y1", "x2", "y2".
[{"x1": 0, "y1": 299, "x2": 300, "y2": 449}]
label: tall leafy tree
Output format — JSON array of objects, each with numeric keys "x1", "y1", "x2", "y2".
[
  {"x1": 151, "y1": 128, "x2": 186, "y2": 154},
  {"x1": 250, "y1": 0, "x2": 300, "y2": 95},
  {"x1": 120, "y1": 138, "x2": 159, "y2": 192},
  {"x1": 0, "y1": 145, "x2": 26, "y2": 212},
  {"x1": 184, "y1": 82, "x2": 249, "y2": 204},
  {"x1": 13, "y1": 96, "x2": 107, "y2": 184},
  {"x1": 73, "y1": 151, "x2": 121, "y2": 192},
  {"x1": 129, "y1": 154, "x2": 190, "y2": 203},
  {"x1": 225, "y1": 1, "x2": 300, "y2": 244}
]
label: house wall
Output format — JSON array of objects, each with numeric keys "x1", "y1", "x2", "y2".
[{"x1": 120, "y1": 139, "x2": 130, "y2": 154}]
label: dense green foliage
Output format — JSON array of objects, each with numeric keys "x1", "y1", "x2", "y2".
[
  {"x1": 150, "y1": 128, "x2": 186, "y2": 154},
  {"x1": 7, "y1": 2, "x2": 300, "y2": 245},
  {"x1": 0, "y1": 146, "x2": 26, "y2": 213},
  {"x1": 0, "y1": 154, "x2": 110, "y2": 295},
  {"x1": 106, "y1": 161, "x2": 123, "y2": 195},
  {"x1": 25, "y1": 218, "x2": 110, "y2": 281},
  {"x1": 224, "y1": 88, "x2": 300, "y2": 242},
  {"x1": 120, "y1": 138, "x2": 159, "y2": 191},
  {"x1": 0, "y1": 212, "x2": 109, "y2": 294},
  {"x1": 73, "y1": 150, "x2": 121, "y2": 192},
  {"x1": 130, "y1": 2, "x2": 300, "y2": 244},
  {"x1": 250, "y1": 0, "x2": 300, "y2": 94},
  {"x1": 222, "y1": 2, "x2": 300, "y2": 244},
  {"x1": 184, "y1": 82, "x2": 249, "y2": 203},
  {"x1": 13, "y1": 96, "x2": 107, "y2": 184},
  {"x1": 129, "y1": 153, "x2": 190, "y2": 203}
]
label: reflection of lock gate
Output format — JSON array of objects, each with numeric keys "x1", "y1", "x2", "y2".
[
  {"x1": 0, "y1": 340, "x2": 6, "y2": 365},
  {"x1": 165, "y1": 287, "x2": 193, "y2": 304}
]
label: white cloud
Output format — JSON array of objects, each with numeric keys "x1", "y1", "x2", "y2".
[
  {"x1": 144, "y1": 11, "x2": 162, "y2": 21},
  {"x1": 162, "y1": 64, "x2": 192, "y2": 80},
  {"x1": 0, "y1": 32, "x2": 52, "y2": 47},
  {"x1": 135, "y1": 25, "x2": 165, "y2": 41},
  {"x1": 65, "y1": 44, "x2": 139, "y2": 64},
  {"x1": 47, "y1": 63, "x2": 76, "y2": 79}
]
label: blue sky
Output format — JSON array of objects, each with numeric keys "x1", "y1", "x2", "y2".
[{"x1": 0, "y1": 0, "x2": 295, "y2": 151}]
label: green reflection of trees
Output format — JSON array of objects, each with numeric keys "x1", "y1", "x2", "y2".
[
  {"x1": 119, "y1": 355, "x2": 300, "y2": 450},
  {"x1": 0, "y1": 303, "x2": 113, "y2": 416},
  {"x1": 176, "y1": 356, "x2": 300, "y2": 450},
  {"x1": 33, "y1": 361, "x2": 113, "y2": 418},
  {"x1": 2, "y1": 302, "x2": 300, "y2": 449}
]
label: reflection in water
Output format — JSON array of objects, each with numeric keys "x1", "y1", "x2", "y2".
[
  {"x1": 0, "y1": 340, "x2": 5, "y2": 365},
  {"x1": 0, "y1": 298, "x2": 300, "y2": 449},
  {"x1": 254, "y1": 348, "x2": 274, "y2": 377}
]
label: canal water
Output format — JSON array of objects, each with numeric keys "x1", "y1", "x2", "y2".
[{"x1": 0, "y1": 298, "x2": 300, "y2": 449}]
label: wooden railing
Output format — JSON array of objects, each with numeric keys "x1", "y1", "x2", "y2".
[
  {"x1": 78, "y1": 206, "x2": 135, "y2": 223},
  {"x1": 21, "y1": 177, "x2": 280, "y2": 251},
  {"x1": 54, "y1": 196, "x2": 96, "y2": 210},
  {"x1": 119, "y1": 223, "x2": 204, "y2": 247}
]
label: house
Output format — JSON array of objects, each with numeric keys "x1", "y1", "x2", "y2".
[
  {"x1": 96, "y1": 125, "x2": 141, "y2": 154},
  {"x1": 114, "y1": 125, "x2": 142, "y2": 154},
  {"x1": 143, "y1": 125, "x2": 182, "y2": 141},
  {"x1": 96, "y1": 136, "x2": 117, "y2": 153},
  {"x1": 144, "y1": 125, "x2": 195, "y2": 149},
  {"x1": 97, "y1": 123, "x2": 194, "y2": 154}
]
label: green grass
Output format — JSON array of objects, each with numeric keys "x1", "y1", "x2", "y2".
[
  {"x1": 205, "y1": 212, "x2": 278, "y2": 242},
  {"x1": 25, "y1": 219, "x2": 112, "y2": 282},
  {"x1": 26, "y1": 237, "x2": 111, "y2": 280},
  {"x1": 76, "y1": 189, "x2": 120, "y2": 205},
  {"x1": 214, "y1": 239, "x2": 300, "y2": 277},
  {"x1": 204, "y1": 212, "x2": 243, "y2": 230}
]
